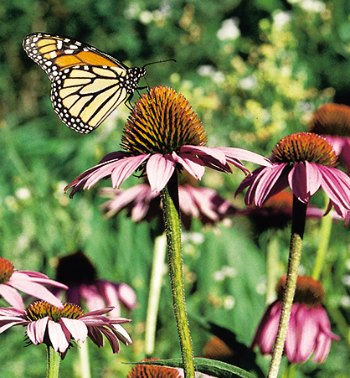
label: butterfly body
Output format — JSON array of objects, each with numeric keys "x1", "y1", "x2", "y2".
[{"x1": 23, "y1": 33, "x2": 146, "y2": 133}]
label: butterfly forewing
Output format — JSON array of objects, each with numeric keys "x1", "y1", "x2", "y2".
[{"x1": 23, "y1": 33, "x2": 146, "y2": 134}]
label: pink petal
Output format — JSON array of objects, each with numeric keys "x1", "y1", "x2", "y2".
[
  {"x1": 253, "y1": 164, "x2": 288, "y2": 206},
  {"x1": 27, "y1": 317, "x2": 49, "y2": 344},
  {"x1": 217, "y1": 147, "x2": 272, "y2": 167},
  {"x1": 179, "y1": 186, "x2": 200, "y2": 217},
  {"x1": 61, "y1": 318, "x2": 88, "y2": 342},
  {"x1": 98, "y1": 327, "x2": 120, "y2": 352},
  {"x1": 0, "y1": 318, "x2": 28, "y2": 333},
  {"x1": 293, "y1": 306, "x2": 318, "y2": 363},
  {"x1": 146, "y1": 154, "x2": 175, "y2": 193},
  {"x1": 313, "y1": 333, "x2": 331, "y2": 362},
  {"x1": 92, "y1": 281, "x2": 121, "y2": 316},
  {"x1": 0, "y1": 284, "x2": 25, "y2": 309},
  {"x1": 180, "y1": 145, "x2": 227, "y2": 164},
  {"x1": 111, "y1": 323, "x2": 132, "y2": 345},
  {"x1": 9, "y1": 279, "x2": 64, "y2": 308},
  {"x1": 111, "y1": 154, "x2": 150, "y2": 188},
  {"x1": 48, "y1": 320, "x2": 69, "y2": 353},
  {"x1": 172, "y1": 152, "x2": 205, "y2": 180},
  {"x1": 252, "y1": 301, "x2": 281, "y2": 354},
  {"x1": 80, "y1": 285, "x2": 106, "y2": 312},
  {"x1": 319, "y1": 166, "x2": 350, "y2": 212},
  {"x1": 115, "y1": 283, "x2": 137, "y2": 310},
  {"x1": 11, "y1": 271, "x2": 68, "y2": 290}
]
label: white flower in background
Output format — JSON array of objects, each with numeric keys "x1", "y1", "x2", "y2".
[
  {"x1": 272, "y1": 10, "x2": 292, "y2": 28},
  {"x1": 15, "y1": 187, "x2": 31, "y2": 201},
  {"x1": 217, "y1": 18, "x2": 240, "y2": 41},
  {"x1": 238, "y1": 76, "x2": 258, "y2": 91},
  {"x1": 289, "y1": 0, "x2": 326, "y2": 13},
  {"x1": 197, "y1": 65, "x2": 225, "y2": 84}
]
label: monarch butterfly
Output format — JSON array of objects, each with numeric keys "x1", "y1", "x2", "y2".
[{"x1": 23, "y1": 33, "x2": 147, "y2": 134}]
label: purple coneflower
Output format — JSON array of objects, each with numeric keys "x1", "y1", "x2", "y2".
[
  {"x1": 309, "y1": 103, "x2": 350, "y2": 172},
  {"x1": 252, "y1": 275, "x2": 339, "y2": 364},
  {"x1": 236, "y1": 132, "x2": 350, "y2": 219},
  {"x1": 0, "y1": 301, "x2": 131, "y2": 358},
  {"x1": 0, "y1": 256, "x2": 67, "y2": 309},
  {"x1": 54, "y1": 251, "x2": 137, "y2": 317},
  {"x1": 100, "y1": 179, "x2": 236, "y2": 229},
  {"x1": 65, "y1": 86, "x2": 269, "y2": 197}
]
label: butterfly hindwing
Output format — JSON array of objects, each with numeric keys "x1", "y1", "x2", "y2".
[{"x1": 23, "y1": 33, "x2": 146, "y2": 133}]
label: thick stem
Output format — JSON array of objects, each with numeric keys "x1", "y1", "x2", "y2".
[
  {"x1": 267, "y1": 197, "x2": 307, "y2": 378},
  {"x1": 160, "y1": 172, "x2": 195, "y2": 378},
  {"x1": 47, "y1": 346, "x2": 61, "y2": 378},
  {"x1": 145, "y1": 233, "x2": 167, "y2": 357}
]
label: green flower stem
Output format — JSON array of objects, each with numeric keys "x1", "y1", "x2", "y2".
[
  {"x1": 266, "y1": 236, "x2": 281, "y2": 304},
  {"x1": 160, "y1": 171, "x2": 195, "y2": 378},
  {"x1": 268, "y1": 197, "x2": 307, "y2": 378},
  {"x1": 78, "y1": 341, "x2": 91, "y2": 378},
  {"x1": 312, "y1": 200, "x2": 333, "y2": 280},
  {"x1": 47, "y1": 346, "x2": 61, "y2": 378},
  {"x1": 145, "y1": 232, "x2": 167, "y2": 357}
]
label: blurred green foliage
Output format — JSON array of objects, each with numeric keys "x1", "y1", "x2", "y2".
[{"x1": 1, "y1": 0, "x2": 350, "y2": 377}]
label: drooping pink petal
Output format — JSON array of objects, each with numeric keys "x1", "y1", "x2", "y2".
[
  {"x1": 115, "y1": 283, "x2": 138, "y2": 311},
  {"x1": 252, "y1": 301, "x2": 281, "y2": 354},
  {"x1": 313, "y1": 333, "x2": 331, "y2": 363},
  {"x1": 61, "y1": 318, "x2": 88, "y2": 342},
  {"x1": 11, "y1": 271, "x2": 68, "y2": 289},
  {"x1": 27, "y1": 317, "x2": 49, "y2": 344},
  {"x1": 98, "y1": 327, "x2": 120, "y2": 352},
  {"x1": 284, "y1": 305, "x2": 298, "y2": 362},
  {"x1": 179, "y1": 186, "x2": 200, "y2": 218},
  {"x1": 95, "y1": 281, "x2": 121, "y2": 316},
  {"x1": 111, "y1": 154, "x2": 150, "y2": 188},
  {"x1": 111, "y1": 323, "x2": 132, "y2": 345},
  {"x1": 83, "y1": 285, "x2": 107, "y2": 312},
  {"x1": 172, "y1": 152, "x2": 205, "y2": 180},
  {"x1": 216, "y1": 147, "x2": 272, "y2": 167},
  {"x1": 87, "y1": 325, "x2": 104, "y2": 346},
  {"x1": 180, "y1": 145, "x2": 227, "y2": 165},
  {"x1": 0, "y1": 317, "x2": 28, "y2": 333},
  {"x1": 146, "y1": 154, "x2": 176, "y2": 192},
  {"x1": 293, "y1": 306, "x2": 318, "y2": 363},
  {"x1": 288, "y1": 163, "x2": 309, "y2": 203},
  {"x1": 0, "y1": 284, "x2": 25, "y2": 309},
  {"x1": 47, "y1": 320, "x2": 69, "y2": 353},
  {"x1": 319, "y1": 166, "x2": 350, "y2": 213},
  {"x1": 0, "y1": 307, "x2": 26, "y2": 317},
  {"x1": 8, "y1": 279, "x2": 64, "y2": 308},
  {"x1": 253, "y1": 164, "x2": 288, "y2": 206}
]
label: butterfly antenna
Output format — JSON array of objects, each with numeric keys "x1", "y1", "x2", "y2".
[{"x1": 142, "y1": 58, "x2": 176, "y2": 69}]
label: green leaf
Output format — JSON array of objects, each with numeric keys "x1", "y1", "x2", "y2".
[{"x1": 131, "y1": 357, "x2": 257, "y2": 378}]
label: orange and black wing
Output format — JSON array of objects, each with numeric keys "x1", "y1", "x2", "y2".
[{"x1": 23, "y1": 33, "x2": 146, "y2": 133}]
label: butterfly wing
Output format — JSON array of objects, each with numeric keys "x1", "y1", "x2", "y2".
[{"x1": 23, "y1": 33, "x2": 146, "y2": 133}]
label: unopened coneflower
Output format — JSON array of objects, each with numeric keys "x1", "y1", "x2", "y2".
[
  {"x1": 127, "y1": 360, "x2": 213, "y2": 377},
  {"x1": 65, "y1": 86, "x2": 269, "y2": 377},
  {"x1": 236, "y1": 132, "x2": 350, "y2": 378},
  {"x1": 100, "y1": 174, "x2": 236, "y2": 230},
  {"x1": 252, "y1": 275, "x2": 339, "y2": 364},
  {"x1": 53, "y1": 251, "x2": 137, "y2": 317},
  {"x1": 0, "y1": 301, "x2": 131, "y2": 377},
  {"x1": 309, "y1": 103, "x2": 350, "y2": 172},
  {"x1": 0, "y1": 256, "x2": 67, "y2": 309}
]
